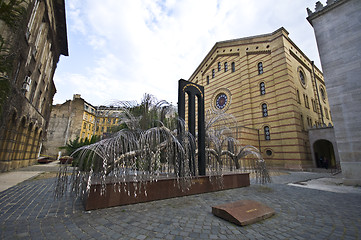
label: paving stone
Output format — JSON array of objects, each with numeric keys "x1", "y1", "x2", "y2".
[{"x1": 0, "y1": 172, "x2": 360, "y2": 239}]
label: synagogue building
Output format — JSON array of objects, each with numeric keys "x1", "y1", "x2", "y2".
[{"x1": 188, "y1": 27, "x2": 333, "y2": 170}]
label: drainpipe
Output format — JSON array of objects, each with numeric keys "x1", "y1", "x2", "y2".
[{"x1": 311, "y1": 61, "x2": 324, "y2": 125}]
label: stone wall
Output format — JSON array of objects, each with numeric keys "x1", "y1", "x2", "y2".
[
  {"x1": 44, "y1": 97, "x2": 85, "y2": 158},
  {"x1": 307, "y1": 0, "x2": 361, "y2": 185}
]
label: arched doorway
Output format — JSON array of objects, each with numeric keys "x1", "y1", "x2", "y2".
[{"x1": 313, "y1": 139, "x2": 335, "y2": 169}]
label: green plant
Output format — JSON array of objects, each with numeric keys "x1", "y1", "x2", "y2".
[
  {"x1": 59, "y1": 135, "x2": 101, "y2": 169},
  {"x1": 60, "y1": 135, "x2": 100, "y2": 156}
]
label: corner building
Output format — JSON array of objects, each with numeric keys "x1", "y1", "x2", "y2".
[
  {"x1": 0, "y1": 0, "x2": 68, "y2": 171},
  {"x1": 44, "y1": 94, "x2": 123, "y2": 158},
  {"x1": 188, "y1": 27, "x2": 333, "y2": 170}
]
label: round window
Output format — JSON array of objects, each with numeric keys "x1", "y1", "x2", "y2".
[
  {"x1": 211, "y1": 88, "x2": 232, "y2": 112},
  {"x1": 299, "y1": 70, "x2": 305, "y2": 85},
  {"x1": 266, "y1": 149, "x2": 273, "y2": 156},
  {"x1": 215, "y1": 93, "x2": 228, "y2": 110}
]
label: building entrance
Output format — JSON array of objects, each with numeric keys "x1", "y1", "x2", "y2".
[{"x1": 313, "y1": 139, "x2": 335, "y2": 169}]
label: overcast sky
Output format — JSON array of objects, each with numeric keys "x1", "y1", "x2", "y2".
[{"x1": 53, "y1": 0, "x2": 326, "y2": 106}]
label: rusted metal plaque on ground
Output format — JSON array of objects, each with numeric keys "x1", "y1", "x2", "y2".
[{"x1": 212, "y1": 200, "x2": 275, "y2": 226}]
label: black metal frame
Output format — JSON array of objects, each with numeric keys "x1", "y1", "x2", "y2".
[{"x1": 178, "y1": 79, "x2": 206, "y2": 176}]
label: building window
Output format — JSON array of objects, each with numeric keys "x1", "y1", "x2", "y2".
[
  {"x1": 266, "y1": 149, "x2": 273, "y2": 156},
  {"x1": 300, "y1": 114, "x2": 305, "y2": 130},
  {"x1": 260, "y1": 82, "x2": 266, "y2": 95},
  {"x1": 296, "y1": 89, "x2": 300, "y2": 103},
  {"x1": 311, "y1": 99, "x2": 315, "y2": 112},
  {"x1": 299, "y1": 69, "x2": 306, "y2": 85},
  {"x1": 258, "y1": 62, "x2": 263, "y2": 74},
  {"x1": 231, "y1": 62, "x2": 235, "y2": 72},
  {"x1": 224, "y1": 62, "x2": 228, "y2": 72},
  {"x1": 264, "y1": 126, "x2": 270, "y2": 140},
  {"x1": 212, "y1": 69, "x2": 215, "y2": 78},
  {"x1": 30, "y1": 80, "x2": 37, "y2": 103},
  {"x1": 303, "y1": 94, "x2": 309, "y2": 108},
  {"x1": 83, "y1": 123, "x2": 86, "y2": 129},
  {"x1": 218, "y1": 62, "x2": 221, "y2": 72},
  {"x1": 320, "y1": 87, "x2": 326, "y2": 101},
  {"x1": 306, "y1": 117, "x2": 310, "y2": 127},
  {"x1": 206, "y1": 76, "x2": 209, "y2": 85},
  {"x1": 262, "y1": 103, "x2": 268, "y2": 117},
  {"x1": 215, "y1": 93, "x2": 228, "y2": 110}
]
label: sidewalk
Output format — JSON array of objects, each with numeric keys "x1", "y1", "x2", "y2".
[{"x1": 0, "y1": 160, "x2": 64, "y2": 192}]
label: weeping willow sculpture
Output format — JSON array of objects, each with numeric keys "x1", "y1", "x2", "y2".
[{"x1": 55, "y1": 94, "x2": 270, "y2": 199}]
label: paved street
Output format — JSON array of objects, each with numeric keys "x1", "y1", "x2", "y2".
[{"x1": 0, "y1": 169, "x2": 360, "y2": 239}]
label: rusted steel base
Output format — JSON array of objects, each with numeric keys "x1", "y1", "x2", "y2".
[
  {"x1": 84, "y1": 173, "x2": 250, "y2": 210},
  {"x1": 212, "y1": 200, "x2": 275, "y2": 226}
]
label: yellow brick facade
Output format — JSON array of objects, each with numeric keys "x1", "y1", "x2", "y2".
[
  {"x1": 188, "y1": 28, "x2": 332, "y2": 170},
  {"x1": 66, "y1": 100, "x2": 123, "y2": 142},
  {"x1": 79, "y1": 104, "x2": 96, "y2": 141},
  {"x1": 93, "y1": 107, "x2": 122, "y2": 137}
]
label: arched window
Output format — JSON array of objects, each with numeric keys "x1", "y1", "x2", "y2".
[
  {"x1": 218, "y1": 62, "x2": 221, "y2": 72},
  {"x1": 264, "y1": 126, "x2": 270, "y2": 140},
  {"x1": 258, "y1": 62, "x2": 263, "y2": 74},
  {"x1": 296, "y1": 89, "x2": 300, "y2": 103},
  {"x1": 224, "y1": 62, "x2": 228, "y2": 72},
  {"x1": 307, "y1": 116, "x2": 310, "y2": 127},
  {"x1": 262, "y1": 103, "x2": 268, "y2": 117},
  {"x1": 303, "y1": 94, "x2": 309, "y2": 108},
  {"x1": 260, "y1": 82, "x2": 266, "y2": 95},
  {"x1": 300, "y1": 114, "x2": 305, "y2": 130},
  {"x1": 320, "y1": 87, "x2": 326, "y2": 101},
  {"x1": 231, "y1": 62, "x2": 235, "y2": 72},
  {"x1": 212, "y1": 69, "x2": 215, "y2": 78}
]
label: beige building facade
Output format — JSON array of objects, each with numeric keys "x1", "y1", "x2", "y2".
[
  {"x1": 0, "y1": 0, "x2": 68, "y2": 171},
  {"x1": 188, "y1": 27, "x2": 333, "y2": 170},
  {"x1": 44, "y1": 94, "x2": 123, "y2": 158}
]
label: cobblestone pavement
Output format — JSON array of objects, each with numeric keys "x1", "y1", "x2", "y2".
[{"x1": 0, "y1": 172, "x2": 360, "y2": 240}]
